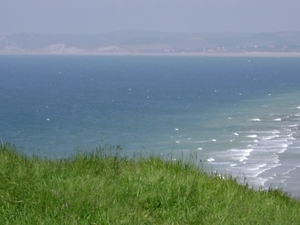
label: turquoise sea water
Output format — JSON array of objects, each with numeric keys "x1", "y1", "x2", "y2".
[{"x1": 1, "y1": 55, "x2": 300, "y2": 196}]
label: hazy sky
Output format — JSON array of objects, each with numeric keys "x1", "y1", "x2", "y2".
[{"x1": 1, "y1": 0, "x2": 300, "y2": 35}]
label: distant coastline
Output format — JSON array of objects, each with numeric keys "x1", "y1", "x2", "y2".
[
  {"x1": 1, "y1": 51, "x2": 300, "y2": 57},
  {"x1": 1, "y1": 30, "x2": 300, "y2": 57}
]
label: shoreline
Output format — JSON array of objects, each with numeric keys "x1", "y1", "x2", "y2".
[{"x1": 1, "y1": 51, "x2": 300, "y2": 57}]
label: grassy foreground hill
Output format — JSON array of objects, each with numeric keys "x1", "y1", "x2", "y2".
[{"x1": 0, "y1": 143, "x2": 300, "y2": 224}]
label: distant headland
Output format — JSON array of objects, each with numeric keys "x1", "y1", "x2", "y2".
[{"x1": 1, "y1": 30, "x2": 300, "y2": 56}]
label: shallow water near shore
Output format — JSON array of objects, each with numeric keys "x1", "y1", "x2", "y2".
[{"x1": 1, "y1": 55, "x2": 300, "y2": 196}]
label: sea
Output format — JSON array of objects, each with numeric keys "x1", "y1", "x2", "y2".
[{"x1": 1, "y1": 55, "x2": 300, "y2": 196}]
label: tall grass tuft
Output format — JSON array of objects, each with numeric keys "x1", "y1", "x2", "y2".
[{"x1": 0, "y1": 142, "x2": 300, "y2": 224}]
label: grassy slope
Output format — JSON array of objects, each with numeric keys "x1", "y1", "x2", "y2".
[{"x1": 0, "y1": 143, "x2": 300, "y2": 224}]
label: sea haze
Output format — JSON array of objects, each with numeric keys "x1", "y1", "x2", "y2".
[{"x1": 1, "y1": 55, "x2": 300, "y2": 196}]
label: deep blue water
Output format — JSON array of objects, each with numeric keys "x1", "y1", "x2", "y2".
[{"x1": 1, "y1": 55, "x2": 300, "y2": 196}]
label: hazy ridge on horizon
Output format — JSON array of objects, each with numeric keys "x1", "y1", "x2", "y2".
[{"x1": 1, "y1": 30, "x2": 300, "y2": 55}]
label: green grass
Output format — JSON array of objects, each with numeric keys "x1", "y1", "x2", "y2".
[{"x1": 1, "y1": 143, "x2": 300, "y2": 224}]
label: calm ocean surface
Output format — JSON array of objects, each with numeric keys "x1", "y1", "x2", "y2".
[{"x1": 1, "y1": 55, "x2": 300, "y2": 196}]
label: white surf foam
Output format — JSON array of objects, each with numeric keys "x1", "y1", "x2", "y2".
[
  {"x1": 261, "y1": 135, "x2": 280, "y2": 140},
  {"x1": 247, "y1": 135, "x2": 257, "y2": 138},
  {"x1": 196, "y1": 139, "x2": 217, "y2": 143},
  {"x1": 227, "y1": 148, "x2": 253, "y2": 162},
  {"x1": 250, "y1": 118, "x2": 261, "y2": 122}
]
